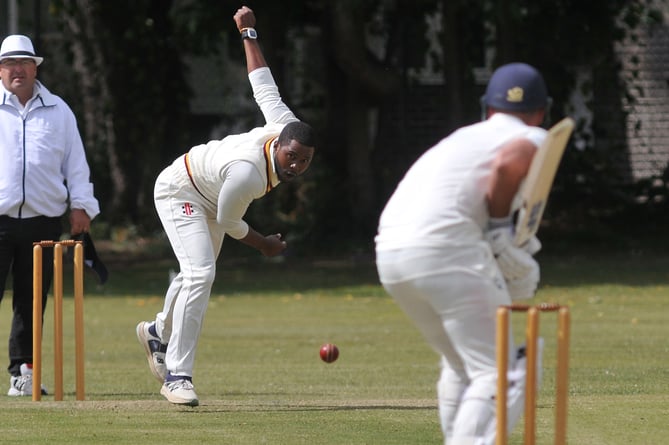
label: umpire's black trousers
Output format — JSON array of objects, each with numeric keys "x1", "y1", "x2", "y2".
[{"x1": 0, "y1": 215, "x2": 61, "y2": 377}]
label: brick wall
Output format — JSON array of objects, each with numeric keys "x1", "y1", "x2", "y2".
[{"x1": 617, "y1": 14, "x2": 669, "y2": 183}]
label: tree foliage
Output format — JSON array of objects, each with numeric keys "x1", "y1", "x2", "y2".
[
  {"x1": 40, "y1": 0, "x2": 666, "y2": 248},
  {"x1": 50, "y1": 0, "x2": 191, "y2": 230}
]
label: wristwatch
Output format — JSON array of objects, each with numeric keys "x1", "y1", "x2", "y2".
[{"x1": 241, "y1": 28, "x2": 258, "y2": 40}]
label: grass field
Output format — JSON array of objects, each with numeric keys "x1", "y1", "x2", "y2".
[{"x1": 0, "y1": 240, "x2": 667, "y2": 444}]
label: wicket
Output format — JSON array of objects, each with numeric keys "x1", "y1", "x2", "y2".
[
  {"x1": 496, "y1": 303, "x2": 570, "y2": 445},
  {"x1": 32, "y1": 240, "x2": 85, "y2": 401}
]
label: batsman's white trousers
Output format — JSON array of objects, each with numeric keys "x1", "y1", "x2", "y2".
[
  {"x1": 376, "y1": 244, "x2": 519, "y2": 443},
  {"x1": 153, "y1": 157, "x2": 224, "y2": 378}
]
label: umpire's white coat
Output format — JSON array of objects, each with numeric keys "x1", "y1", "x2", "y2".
[
  {"x1": 375, "y1": 113, "x2": 546, "y2": 444},
  {"x1": 153, "y1": 67, "x2": 298, "y2": 378}
]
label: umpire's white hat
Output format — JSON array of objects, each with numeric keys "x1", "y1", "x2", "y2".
[{"x1": 0, "y1": 35, "x2": 43, "y2": 66}]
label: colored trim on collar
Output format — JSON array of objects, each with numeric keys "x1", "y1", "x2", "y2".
[{"x1": 263, "y1": 137, "x2": 278, "y2": 193}]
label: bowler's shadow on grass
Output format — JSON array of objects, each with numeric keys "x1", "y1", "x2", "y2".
[
  {"x1": 181, "y1": 399, "x2": 437, "y2": 413},
  {"x1": 47, "y1": 398, "x2": 437, "y2": 412},
  {"x1": 186, "y1": 405, "x2": 437, "y2": 413}
]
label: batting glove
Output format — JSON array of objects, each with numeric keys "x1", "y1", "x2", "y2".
[
  {"x1": 485, "y1": 227, "x2": 540, "y2": 282},
  {"x1": 505, "y1": 263, "x2": 540, "y2": 300},
  {"x1": 521, "y1": 236, "x2": 542, "y2": 255}
]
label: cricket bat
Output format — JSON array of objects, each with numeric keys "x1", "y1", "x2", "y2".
[{"x1": 514, "y1": 117, "x2": 575, "y2": 246}]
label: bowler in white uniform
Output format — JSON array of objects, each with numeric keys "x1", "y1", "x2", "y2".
[{"x1": 136, "y1": 6, "x2": 316, "y2": 407}]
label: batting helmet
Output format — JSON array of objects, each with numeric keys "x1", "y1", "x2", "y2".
[{"x1": 481, "y1": 63, "x2": 551, "y2": 112}]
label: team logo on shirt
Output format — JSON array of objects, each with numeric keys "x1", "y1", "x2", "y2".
[{"x1": 182, "y1": 202, "x2": 195, "y2": 216}]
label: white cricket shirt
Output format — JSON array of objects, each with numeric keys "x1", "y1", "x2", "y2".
[
  {"x1": 375, "y1": 113, "x2": 546, "y2": 251},
  {"x1": 183, "y1": 67, "x2": 300, "y2": 239}
]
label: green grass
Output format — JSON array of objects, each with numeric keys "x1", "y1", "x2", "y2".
[{"x1": 0, "y1": 245, "x2": 667, "y2": 444}]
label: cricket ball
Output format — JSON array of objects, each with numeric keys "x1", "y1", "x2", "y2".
[{"x1": 319, "y1": 343, "x2": 339, "y2": 363}]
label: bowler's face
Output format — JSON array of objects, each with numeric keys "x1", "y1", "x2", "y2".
[
  {"x1": 274, "y1": 140, "x2": 314, "y2": 182},
  {"x1": 0, "y1": 58, "x2": 37, "y2": 97}
]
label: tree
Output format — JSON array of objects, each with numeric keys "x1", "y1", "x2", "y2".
[
  {"x1": 52, "y1": 0, "x2": 191, "y2": 231},
  {"x1": 55, "y1": 0, "x2": 125, "y2": 221},
  {"x1": 42, "y1": 0, "x2": 666, "y2": 247}
]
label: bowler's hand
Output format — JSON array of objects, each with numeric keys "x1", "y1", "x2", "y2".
[
  {"x1": 260, "y1": 233, "x2": 287, "y2": 257},
  {"x1": 234, "y1": 6, "x2": 256, "y2": 31},
  {"x1": 69, "y1": 209, "x2": 91, "y2": 235}
]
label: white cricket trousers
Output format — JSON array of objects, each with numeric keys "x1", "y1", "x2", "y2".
[
  {"x1": 376, "y1": 244, "x2": 519, "y2": 444},
  {"x1": 153, "y1": 156, "x2": 225, "y2": 378}
]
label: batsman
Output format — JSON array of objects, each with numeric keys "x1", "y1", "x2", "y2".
[{"x1": 375, "y1": 63, "x2": 556, "y2": 444}]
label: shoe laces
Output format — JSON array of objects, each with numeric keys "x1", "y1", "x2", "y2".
[
  {"x1": 13, "y1": 375, "x2": 32, "y2": 391},
  {"x1": 166, "y1": 379, "x2": 194, "y2": 391}
]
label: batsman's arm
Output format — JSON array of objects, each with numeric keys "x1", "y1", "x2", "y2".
[{"x1": 486, "y1": 138, "x2": 536, "y2": 218}]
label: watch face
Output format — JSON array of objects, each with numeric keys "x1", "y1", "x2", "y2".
[{"x1": 242, "y1": 28, "x2": 258, "y2": 40}]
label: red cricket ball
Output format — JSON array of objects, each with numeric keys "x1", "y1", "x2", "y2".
[{"x1": 319, "y1": 343, "x2": 339, "y2": 363}]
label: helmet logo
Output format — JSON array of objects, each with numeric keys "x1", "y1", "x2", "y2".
[{"x1": 506, "y1": 87, "x2": 524, "y2": 103}]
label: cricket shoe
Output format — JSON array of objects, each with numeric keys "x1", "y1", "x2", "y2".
[
  {"x1": 136, "y1": 321, "x2": 168, "y2": 383},
  {"x1": 7, "y1": 363, "x2": 48, "y2": 396},
  {"x1": 161, "y1": 375, "x2": 199, "y2": 406}
]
